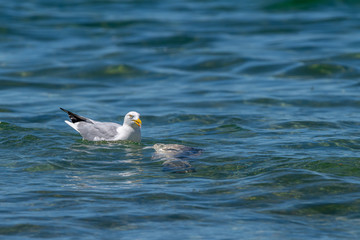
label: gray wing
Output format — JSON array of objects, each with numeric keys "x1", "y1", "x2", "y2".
[{"x1": 76, "y1": 121, "x2": 121, "y2": 141}]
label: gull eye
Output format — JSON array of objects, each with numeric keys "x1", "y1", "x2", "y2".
[{"x1": 128, "y1": 114, "x2": 134, "y2": 119}]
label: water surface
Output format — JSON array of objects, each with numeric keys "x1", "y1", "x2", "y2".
[{"x1": 1, "y1": 0, "x2": 360, "y2": 239}]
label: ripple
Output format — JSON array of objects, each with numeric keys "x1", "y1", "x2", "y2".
[
  {"x1": 270, "y1": 120, "x2": 340, "y2": 130},
  {"x1": 277, "y1": 63, "x2": 359, "y2": 79},
  {"x1": 241, "y1": 62, "x2": 294, "y2": 75},
  {"x1": 264, "y1": 0, "x2": 353, "y2": 11},
  {"x1": 0, "y1": 79, "x2": 96, "y2": 90},
  {"x1": 180, "y1": 57, "x2": 248, "y2": 72},
  {"x1": 247, "y1": 97, "x2": 360, "y2": 108},
  {"x1": 0, "y1": 224, "x2": 43, "y2": 236},
  {"x1": 127, "y1": 34, "x2": 201, "y2": 48},
  {"x1": 76, "y1": 19, "x2": 160, "y2": 29},
  {"x1": 272, "y1": 201, "x2": 360, "y2": 216}
]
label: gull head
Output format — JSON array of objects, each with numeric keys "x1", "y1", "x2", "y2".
[{"x1": 124, "y1": 111, "x2": 142, "y2": 128}]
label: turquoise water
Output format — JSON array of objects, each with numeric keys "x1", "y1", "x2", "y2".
[{"x1": 1, "y1": 0, "x2": 360, "y2": 239}]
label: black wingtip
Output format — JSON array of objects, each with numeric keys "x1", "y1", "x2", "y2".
[
  {"x1": 60, "y1": 107, "x2": 87, "y2": 123},
  {"x1": 60, "y1": 107, "x2": 72, "y2": 116}
]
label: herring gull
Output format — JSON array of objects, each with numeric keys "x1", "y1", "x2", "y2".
[{"x1": 60, "y1": 108, "x2": 141, "y2": 142}]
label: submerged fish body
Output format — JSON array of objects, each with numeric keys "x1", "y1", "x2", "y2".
[{"x1": 152, "y1": 143, "x2": 201, "y2": 173}]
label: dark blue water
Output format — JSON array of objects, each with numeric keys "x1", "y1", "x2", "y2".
[{"x1": 1, "y1": 0, "x2": 360, "y2": 239}]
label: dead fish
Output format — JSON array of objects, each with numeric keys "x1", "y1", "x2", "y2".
[{"x1": 152, "y1": 143, "x2": 201, "y2": 173}]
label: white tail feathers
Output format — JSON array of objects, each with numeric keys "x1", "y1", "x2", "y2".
[{"x1": 65, "y1": 120, "x2": 80, "y2": 133}]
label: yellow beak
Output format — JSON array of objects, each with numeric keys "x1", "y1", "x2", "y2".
[{"x1": 132, "y1": 118, "x2": 142, "y2": 127}]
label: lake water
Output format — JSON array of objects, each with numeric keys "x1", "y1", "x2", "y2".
[{"x1": 1, "y1": 0, "x2": 360, "y2": 239}]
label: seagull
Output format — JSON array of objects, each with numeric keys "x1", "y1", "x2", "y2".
[{"x1": 60, "y1": 108, "x2": 141, "y2": 142}]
